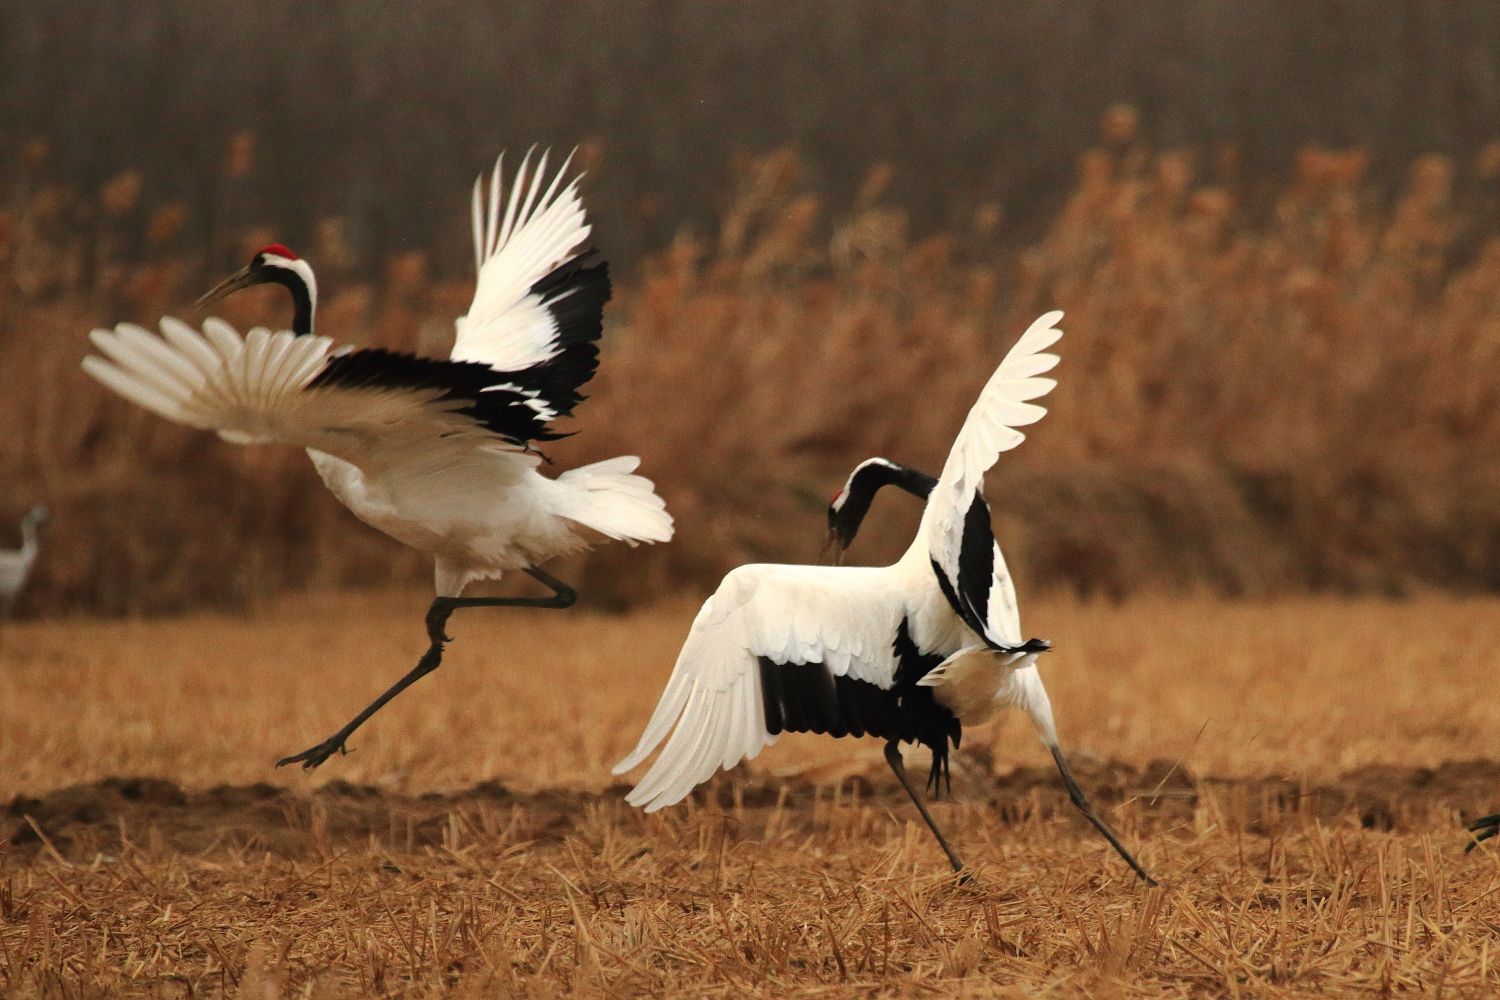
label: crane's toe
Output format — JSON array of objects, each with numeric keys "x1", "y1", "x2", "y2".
[
  {"x1": 275, "y1": 738, "x2": 351, "y2": 770},
  {"x1": 1467, "y1": 812, "x2": 1499, "y2": 852},
  {"x1": 424, "y1": 602, "x2": 455, "y2": 646}
]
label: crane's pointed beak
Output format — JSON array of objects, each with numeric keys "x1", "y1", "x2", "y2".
[
  {"x1": 820, "y1": 528, "x2": 848, "y2": 567},
  {"x1": 194, "y1": 265, "x2": 260, "y2": 311}
]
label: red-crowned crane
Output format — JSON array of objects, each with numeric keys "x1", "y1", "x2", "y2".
[
  {"x1": 614, "y1": 311, "x2": 1154, "y2": 883},
  {"x1": 82, "y1": 151, "x2": 673, "y2": 769},
  {"x1": 0, "y1": 505, "x2": 47, "y2": 619}
]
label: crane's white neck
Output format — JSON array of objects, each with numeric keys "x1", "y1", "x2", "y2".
[{"x1": 896, "y1": 502, "x2": 939, "y2": 569}]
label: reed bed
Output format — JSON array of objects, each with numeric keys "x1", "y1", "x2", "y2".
[{"x1": 4, "y1": 120, "x2": 1500, "y2": 613}]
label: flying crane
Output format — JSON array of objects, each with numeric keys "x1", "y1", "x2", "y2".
[{"x1": 83, "y1": 152, "x2": 673, "y2": 768}]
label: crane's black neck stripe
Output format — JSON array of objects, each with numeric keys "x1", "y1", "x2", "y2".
[
  {"x1": 850, "y1": 460, "x2": 938, "y2": 504},
  {"x1": 757, "y1": 619, "x2": 960, "y2": 794},
  {"x1": 830, "y1": 460, "x2": 938, "y2": 547},
  {"x1": 264, "y1": 267, "x2": 314, "y2": 336}
]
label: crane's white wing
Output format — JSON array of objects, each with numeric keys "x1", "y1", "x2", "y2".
[
  {"x1": 83, "y1": 318, "x2": 562, "y2": 474},
  {"x1": 614, "y1": 563, "x2": 916, "y2": 812},
  {"x1": 453, "y1": 150, "x2": 609, "y2": 424},
  {"x1": 925, "y1": 311, "x2": 1061, "y2": 648},
  {"x1": 458, "y1": 149, "x2": 588, "y2": 365}
]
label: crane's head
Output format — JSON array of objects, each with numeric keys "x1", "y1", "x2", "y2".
[
  {"x1": 824, "y1": 481, "x2": 858, "y2": 565},
  {"x1": 22, "y1": 505, "x2": 47, "y2": 529},
  {"x1": 824, "y1": 458, "x2": 939, "y2": 565},
  {"x1": 196, "y1": 244, "x2": 318, "y2": 335}
]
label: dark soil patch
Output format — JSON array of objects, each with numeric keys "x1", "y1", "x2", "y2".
[{"x1": 5, "y1": 759, "x2": 1497, "y2": 866}]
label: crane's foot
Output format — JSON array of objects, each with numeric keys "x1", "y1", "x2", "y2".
[
  {"x1": 272, "y1": 641, "x2": 443, "y2": 771},
  {"x1": 275, "y1": 735, "x2": 353, "y2": 770},
  {"x1": 268, "y1": 577, "x2": 575, "y2": 776},
  {"x1": 425, "y1": 601, "x2": 455, "y2": 645},
  {"x1": 884, "y1": 742, "x2": 967, "y2": 874},
  {"x1": 1467, "y1": 812, "x2": 1499, "y2": 853}
]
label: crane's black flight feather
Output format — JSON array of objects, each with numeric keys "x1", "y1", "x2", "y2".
[
  {"x1": 499, "y1": 250, "x2": 610, "y2": 420},
  {"x1": 307, "y1": 252, "x2": 611, "y2": 448},
  {"x1": 309, "y1": 349, "x2": 567, "y2": 445},
  {"x1": 930, "y1": 493, "x2": 1003, "y2": 647},
  {"x1": 758, "y1": 619, "x2": 961, "y2": 794}
]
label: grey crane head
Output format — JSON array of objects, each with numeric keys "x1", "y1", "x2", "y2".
[{"x1": 22, "y1": 504, "x2": 47, "y2": 529}]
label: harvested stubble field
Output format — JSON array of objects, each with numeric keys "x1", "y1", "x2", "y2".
[{"x1": 1, "y1": 591, "x2": 1499, "y2": 997}]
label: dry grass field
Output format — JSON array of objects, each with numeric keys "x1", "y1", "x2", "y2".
[
  {"x1": 7, "y1": 105, "x2": 1500, "y2": 997},
  {"x1": 3, "y1": 591, "x2": 1499, "y2": 996},
  {"x1": 8, "y1": 15, "x2": 1500, "y2": 994}
]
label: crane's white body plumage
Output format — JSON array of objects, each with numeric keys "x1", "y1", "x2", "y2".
[
  {"x1": 616, "y1": 311, "x2": 1064, "y2": 812},
  {"x1": 83, "y1": 152, "x2": 672, "y2": 598}
]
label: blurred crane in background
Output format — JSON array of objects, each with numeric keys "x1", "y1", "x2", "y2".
[
  {"x1": 0, "y1": 505, "x2": 48, "y2": 620},
  {"x1": 81, "y1": 151, "x2": 673, "y2": 768}
]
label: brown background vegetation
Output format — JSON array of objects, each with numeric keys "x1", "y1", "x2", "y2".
[
  {"x1": 4, "y1": 3, "x2": 1500, "y2": 614},
  {"x1": 7, "y1": 1, "x2": 1500, "y2": 268}
]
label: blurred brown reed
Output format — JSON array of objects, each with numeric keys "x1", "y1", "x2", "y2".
[{"x1": 4, "y1": 119, "x2": 1500, "y2": 615}]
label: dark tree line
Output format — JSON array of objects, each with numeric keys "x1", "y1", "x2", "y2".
[{"x1": 3, "y1": 0, "x2": 1499, "y2": 275}]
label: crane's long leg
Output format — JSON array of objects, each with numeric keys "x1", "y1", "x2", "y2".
[
  {"x1": 276, "y1": 568, "x2": 576, "y2": 770},
  {"x1": 1048, "y1": 745, "x2": 1158, "y2": 886},
  {"x1": 885, "y1": 741, "x2": 966, "y2": 874},
  {"x1": 1467, "y1": 812, "x2": 1499, "y2": 852}
]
